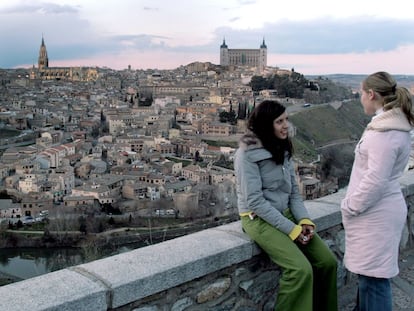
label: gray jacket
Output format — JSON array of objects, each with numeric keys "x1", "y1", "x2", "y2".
[{"x1": 234, "y1": 133, "x2": 310, "y2": 235}]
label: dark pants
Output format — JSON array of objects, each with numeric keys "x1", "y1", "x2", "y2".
[{"x1": 353, "y1": 275, "x2": 392, "y2": 311}]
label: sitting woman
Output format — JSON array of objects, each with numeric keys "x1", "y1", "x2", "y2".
[{"x1": 234, "y1": 100, "x2": 338, "y2": 311}]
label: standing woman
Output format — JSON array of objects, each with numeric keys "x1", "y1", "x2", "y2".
[
  {"x1": 341, "y1": 71, "x2": 414, "y2": 311},
  {"x1": 234, "y1": 100, "x2": 338, "y2": 311}
]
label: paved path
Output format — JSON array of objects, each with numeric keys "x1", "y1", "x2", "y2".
[{"x1": 339, "y1": 247, "x2": 414, "y2": 311}]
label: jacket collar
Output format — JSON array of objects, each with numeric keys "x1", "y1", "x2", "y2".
[{"x1": 367, "y1": 108, "x2": 412, "y2": 132}]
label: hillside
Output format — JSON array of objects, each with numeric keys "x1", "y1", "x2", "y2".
[
  {"x1": 288, "y1": 100, "x2": 373, "y2": 186},
  {"x1": 306, "y1": 74, "x2": 414, "y2": 91},
  {"x1": 290, "y1": 101, "x2": 369, "y2": 146}
]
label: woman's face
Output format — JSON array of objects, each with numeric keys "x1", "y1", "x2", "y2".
[
  {"x1": 360, "y1": 84, "x2": 377, "y2": 115},
  {"x1": 273, "y1": 112, "x2": 289, "y2": 139}
]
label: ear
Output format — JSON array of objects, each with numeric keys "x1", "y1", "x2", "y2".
[{"x1": 368, "y1": 89, "x2": 375, "y2": 100}]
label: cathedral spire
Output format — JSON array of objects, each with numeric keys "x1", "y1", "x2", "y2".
[{"x1": 38, "y1": 35, "x2": 49, "y2": 70}]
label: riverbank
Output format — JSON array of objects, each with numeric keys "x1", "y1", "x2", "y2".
[
  {"x1": 1, "y1": 215, "x2": 238, "y2": 249},
  {"x1": 0, "y1": 230, "x2": 83, "y2": 248},
  {"x1": 0, "y1": 271, "x2": 21, "y2": 286},
  {"x1": 1, "y1": 216, "x2": 239, "y2": 286}
]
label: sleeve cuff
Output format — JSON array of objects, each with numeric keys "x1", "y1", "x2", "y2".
[
  {"x1": 299, "y1": 218, "x2": 315, "y2": 227},
  {"x1": 288, "y1": 225, "x2": 302, "y2": 240}
]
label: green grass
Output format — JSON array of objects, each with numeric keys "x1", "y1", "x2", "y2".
[
  {"x1": 290, "y1": 101, "x2": 369, "y2": 147},
  {"x1": 201, "y1": 139, "x2": 238, "y2": 148},
  {"x1": 292, "y1": 137, "x2": 318, "y2": 163},
  {"x1": 289, "y1": 100, "x2": 370, "y2": 162}
]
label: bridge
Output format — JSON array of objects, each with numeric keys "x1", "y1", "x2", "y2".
[{"x1": 0, "y1": 171, "x2": 413, "y2": 310}]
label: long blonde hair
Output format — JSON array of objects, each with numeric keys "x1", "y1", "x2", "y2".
[{"x1": 362, "y1": 71, "x2": 414, "y2": 125}]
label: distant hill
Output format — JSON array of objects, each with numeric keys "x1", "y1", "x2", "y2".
[
  {"x1": 290, "y1": 100, "x2": 371, "y2": 186},
  {"x1": 290, "y1": 100, "x2": 369, "y2": 148},
  {"x1": 306, "y1": 74, "x2": 414, "y2": 91}
]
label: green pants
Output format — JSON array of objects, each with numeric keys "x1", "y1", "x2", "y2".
[{"x1": 241, "y1": 212, "x2": 338, "y2": 311}]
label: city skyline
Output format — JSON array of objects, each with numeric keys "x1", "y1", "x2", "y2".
[{"x1": 1, "y1": 0, "x2": 414, "y2": 75}]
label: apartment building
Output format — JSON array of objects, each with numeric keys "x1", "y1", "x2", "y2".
[
  {"x1": 200, "y1": 121, "x2": 232, "y2": 136},
  {"x1": 181, "y1": 164, "x2": 209, "y2": 184}
]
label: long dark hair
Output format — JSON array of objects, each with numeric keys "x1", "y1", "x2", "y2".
[{"x1": 248, "y1": 100, "x2": 293, "y2": 164}]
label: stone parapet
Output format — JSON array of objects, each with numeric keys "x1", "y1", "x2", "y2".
[{"x1": 0, "y1": 170, "x2": 413, "y2": 311}]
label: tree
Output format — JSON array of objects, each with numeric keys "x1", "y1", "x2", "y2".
[
  {"x1": 320, "y1": 144, "x2": 355, "y2": 188},
  {"x1": 249, "y1": 72, "x2": 309, "y2": 98},
  {"x1": 219, "y1": 110, "x2": 236, "y2": 124},
  {"x1": 108, "y1": 217, "x2": 115, "y2": 226},
  {"x1": 79, "y1": 216, "x2": 87, "y2": 234},
  {"x1": 90, "y1": 126, "x2": 100, "y2": 138},
  {"x1": 194, "y1": 150, "x2": 201, "y2": 162},
  {"x1": 249, "y1": 75, "x2": 270, "y2": 91},
  {"x1": 214, "y1": 154, "x2": 233, "y2": 170},
  {"x1": 237, "y1": 102, "x2": 248, "y2": 120}
]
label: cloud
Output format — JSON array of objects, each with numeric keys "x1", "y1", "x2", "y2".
[
  {"x1": 143, "y1": 7, "x2": 159, "y2": 11},
  {"x1": 110, "y1": 34, "x2": 170, "y2": 48},
  {"x1": 268, "y1": 44, "x2": 414, "y2": 75},
  {"x1": 229, "y1": 17, "x2": 240, "y2": 23},
  {"x1": 214, "y1": 17, "x2": 414, "y2": 54},
  {"x1": 1, "y1": 0, "x2": 414, "y2": 74},
  {"x1": 0, "y1": 1, "x2": 101, "y2": 66},
  {"x1": 0, "y1": 2, "x2": 79, "y2": 14}
]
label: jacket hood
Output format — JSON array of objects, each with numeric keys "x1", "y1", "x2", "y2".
[
  {"x1": 238, "y1": 132, "x2": 274, "y2": 162},
  {"x1": 367, "y1": 108, "x2": 412, "y2": 132},
  {"x1": 238, "y1": 132, "x2": 263, "y2": 150}
]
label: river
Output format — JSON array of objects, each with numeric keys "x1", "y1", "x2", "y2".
[
  {"x1": 0, "y1": 213, "x2": 238, "y2": 285},
  {"x1": 0, "y1": 248, "x2": 83, "y2": 281},
  {"x1": 0, "y1": 245, "x2": 136, "y2": 284}
]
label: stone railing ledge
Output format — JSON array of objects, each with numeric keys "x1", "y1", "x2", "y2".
[
  {"x1": 304, "y1": 188, "x2": 346, "y2": 231},
  {"x1": 0, "y1": 268, "x2": 108, "y2": 311},
  {"x1": 0, "y1": 221, "x2": 260, "y2": 310},
  {"x1": 73, "y1": 221, "x2": 260, "y2": 308}
]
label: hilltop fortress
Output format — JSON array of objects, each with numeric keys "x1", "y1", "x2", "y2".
[{"x1": 220, "y1": 38, "x2": 267, "y2": 73}]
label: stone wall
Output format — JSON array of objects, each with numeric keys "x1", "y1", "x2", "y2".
[{"x1": 0, "y1": 171, "x2": 413, "y2": 311}]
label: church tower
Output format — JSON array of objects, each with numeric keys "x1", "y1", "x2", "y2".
[
  {"x1": 38, "y1": 36, "x2": 49, "y2": 70},
  {"x1": 220, "y1": 38, "x2": 229, "y2": 66},
  {"x1": 259, "y1": 38, "x2": 267, "y2": 71}
]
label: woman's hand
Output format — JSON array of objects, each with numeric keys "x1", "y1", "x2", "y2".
[{"x1": 296, "y1": 225, "x2": 315, "y2": 245}]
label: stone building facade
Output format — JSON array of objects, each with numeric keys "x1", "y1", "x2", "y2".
[{"x1": 220, "y1": 39, "x2": 267, "y2": 72}]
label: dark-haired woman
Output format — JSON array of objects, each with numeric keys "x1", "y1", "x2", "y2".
[{"x1": 234, "y1": 100, "x2": 338, "y2": 311}]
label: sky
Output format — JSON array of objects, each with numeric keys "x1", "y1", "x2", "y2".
[{"x1": 1, "y1": 0, "x2": 414, "y2": 75}]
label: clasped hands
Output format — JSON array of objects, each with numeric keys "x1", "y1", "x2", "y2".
[{"x1": 296, "y1": 224, "x2": 315, "y2": 245}]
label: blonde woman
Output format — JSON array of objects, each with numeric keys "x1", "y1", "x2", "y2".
[{"x1": 341, "y1": 71, "x2": 414, "y2": 311}]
